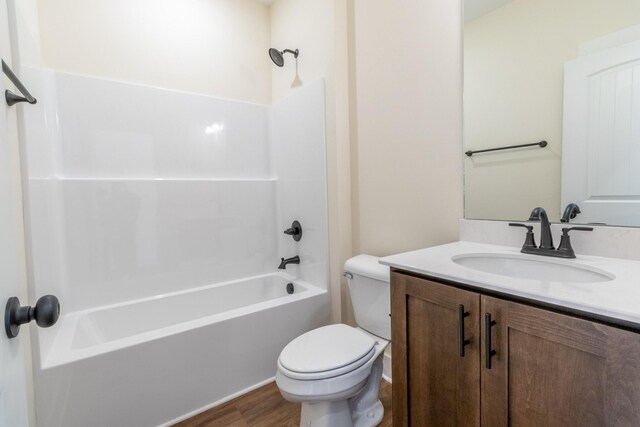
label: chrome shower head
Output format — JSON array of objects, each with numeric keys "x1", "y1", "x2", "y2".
[{"x1": 269, "y1": 48, "x2": 299, "y2": 67}]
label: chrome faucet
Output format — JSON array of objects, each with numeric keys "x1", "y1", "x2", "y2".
[
  {"x1": 510, "y1": 206, "x2": 593, "y2": 258},
  {"x1": 278, "y1": 255, "x2": 300, "y2": 269}
]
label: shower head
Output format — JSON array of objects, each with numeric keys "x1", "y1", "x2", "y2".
[{"x1": 269, "y1": 48, "x2": 299, "y2": 67}]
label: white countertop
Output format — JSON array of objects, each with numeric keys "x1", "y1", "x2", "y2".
[{"x1": 380, "y1": 241, "x2": 640, "y2": 328}]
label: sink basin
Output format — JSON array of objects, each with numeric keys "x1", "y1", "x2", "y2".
[{"x1": 451, "y1": 253, "x2": 615, "y2": 283}]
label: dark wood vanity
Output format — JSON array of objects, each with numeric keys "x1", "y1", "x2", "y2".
[{"x1": 391, "y1": 270, "x2": 640, "y2": 427}]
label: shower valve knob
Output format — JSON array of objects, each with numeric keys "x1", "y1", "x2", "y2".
[
  {"x1": 283, "y1": 220, "x2": 302, "y2": 242},
  {"x1": 5, "y1": 295, "x2": 60, "y2": 339}
]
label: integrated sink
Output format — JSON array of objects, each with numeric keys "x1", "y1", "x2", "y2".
[{"x1": 452, "y1": 253, "x2": 615, "y2": 283}]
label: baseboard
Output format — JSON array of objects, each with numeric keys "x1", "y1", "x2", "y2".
[
  {"x1": 382, "y1": 351, "x2": 392, "y2": 383},
  {"x1": 158, "y1": 376, "x2": 276, "y2": 427}
]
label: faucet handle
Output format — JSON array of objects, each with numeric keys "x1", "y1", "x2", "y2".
[
  {"x1": 509, "y1": 223, "x2": 533, "y2": 232},
  {"x1": 561, "y1": 226, "x2": 593, "y2": 234},
  {"x1": 283, "y1": 220, "x2": 302, "y2": 242},
  {"x1": 509, "y1": 223, "x2": 537, "y2": 249},
  {"x1": 557, "y1": 227, "x2": 593, "y2": 258}
]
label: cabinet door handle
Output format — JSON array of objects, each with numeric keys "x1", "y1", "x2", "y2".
[
  {"x1": 458, "y1": 304, "x2": 471, "y2": 357},
  {"x1": 485, "y1": 313, "x2": 497, "y2": 369}
]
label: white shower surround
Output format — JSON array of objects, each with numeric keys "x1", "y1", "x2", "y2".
[{"x1": 19, "y1": 69, "x2": 330, "y2": 426}]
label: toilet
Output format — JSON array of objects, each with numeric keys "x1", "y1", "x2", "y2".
[{"x1": 276, "y1": 255, "x2": 390, "y2": 427}]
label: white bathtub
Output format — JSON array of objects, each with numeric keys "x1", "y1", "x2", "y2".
[{"x1": 33, "y1": 272, "x2": 329, "y2": 427}]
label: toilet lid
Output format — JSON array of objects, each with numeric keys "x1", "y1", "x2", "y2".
[{"x1": 279, "y1": 324, "x2": 376, "y2": 374}]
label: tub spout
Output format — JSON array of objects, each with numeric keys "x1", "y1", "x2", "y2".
[{"x1": 278, "y1": 256, "x2": 300, "y2": 269}]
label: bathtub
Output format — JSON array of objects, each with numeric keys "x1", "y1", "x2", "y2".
[{"x1": 33, "y1": 272, "x2": 329, "y2": 427}]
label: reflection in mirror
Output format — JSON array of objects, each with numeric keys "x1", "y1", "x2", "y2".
[{"x1": 463, "y1": 0, "x2": 640, "y2": 225}]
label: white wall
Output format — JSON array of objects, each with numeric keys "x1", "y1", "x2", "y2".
[
  {"x1": 270, "y1": 0, "x2": 352, "y2": 323},
  {"x1": 351, "y1": 0, "x2": 464, "y2": 256},
  {"x1": 464, "y1": 0, "x2": 640, "y2": 222},
  {"x1": 270, "y1": 0, "x2": 332, "y2": 102},
  {"x1": 272, "y1": 80, "x2": 329, "y2": 294},
  {"x1": 36, "y1": 0, "x2": 272, "y2": 104}
]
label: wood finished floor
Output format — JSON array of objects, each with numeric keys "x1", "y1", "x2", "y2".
[{"x1": 173, "y1": 380, "x2": 392, "y2": 427}]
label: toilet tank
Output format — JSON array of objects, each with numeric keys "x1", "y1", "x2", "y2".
[{"x1": 344, "y1": 255, "x2": 391, "y2": 341}]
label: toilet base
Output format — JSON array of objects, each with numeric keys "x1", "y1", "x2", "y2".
[
  {"x1": 300, "y1": 400, "x2": 353, "y2": 427},
  {"x1": 297, "y1": 354, "x2": 385, "y2": 427},
  {"x1": 298, "y1": 399, "x2": 383, "y2": 427},
  {"x1": 350, "y1": 353, "x2": 385, "y2": 427}
]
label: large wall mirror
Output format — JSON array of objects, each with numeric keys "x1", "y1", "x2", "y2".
[{"x1": 464, "y1": 0, "x2": 640, "y2": 226}]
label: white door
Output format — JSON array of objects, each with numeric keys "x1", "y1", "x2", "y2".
[
  {"x1": 0, "y1": 0, "x2": 34, "y2": 425},
  {"x1": 562, "y1": 38, "x2": 640, "y2": 226}
]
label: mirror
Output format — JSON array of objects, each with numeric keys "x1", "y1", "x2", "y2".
[{"x1": 463, "y1": 0, "x2": 640, "y2": 226}]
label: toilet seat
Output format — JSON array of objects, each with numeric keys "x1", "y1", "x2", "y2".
[
  {"x1": 276, "y1": 334, "x2": 388, "y2": 403},
  {"x1": 278, "y1": 324, "x2": 377, "y2": 381},
  {"x1": 278, "y1": 346, "x2": 376, "y2": 380}
]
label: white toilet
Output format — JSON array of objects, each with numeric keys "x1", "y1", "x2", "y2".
[{"x1": 276, "y1": 254, "x2": 390, "y2": 427}]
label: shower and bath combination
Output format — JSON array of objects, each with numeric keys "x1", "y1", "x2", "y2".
[{"x1": 269, "y1": 47, "x2": 299, "y2": 67}]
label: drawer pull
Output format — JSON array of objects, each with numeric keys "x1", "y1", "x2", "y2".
[
  {"x1": 485, "y1": 313, "x2": 497, "y2": 369},
  {"x1": 458, "y1": 304, "x2": 471, "y2": 357}
]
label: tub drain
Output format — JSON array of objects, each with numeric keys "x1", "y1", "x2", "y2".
[{"x1": 286, "y1": 282, "x2": 294, "y2": 294}]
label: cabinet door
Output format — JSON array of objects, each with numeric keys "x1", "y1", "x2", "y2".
[
  {"x1": 392, "y1": 272, "x2": 481, "y2": 426},
  {"x1": 481, "y1": 295, "x2": 640, "y2": 427}
]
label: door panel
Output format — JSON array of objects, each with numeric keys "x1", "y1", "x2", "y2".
[
  {"x1": 481, "y1": 295, "x2": 640, "y2": 427},
  {"x1": 0, "y1": 0, "x2": 33, "y2": 425},
  {"x1": 562, "y1": 38, "x2": 640, "y2": 226},
  {"x1": 508, "y1": 328, "x2": 605, "y2": 425},
  {"x1": 392, "y1": 272, "x2": 480, "y2": 426}
]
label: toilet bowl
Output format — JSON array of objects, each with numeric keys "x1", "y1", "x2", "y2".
[{"x1": 276, "y1": 255, "x2": 390, "y2": 427}]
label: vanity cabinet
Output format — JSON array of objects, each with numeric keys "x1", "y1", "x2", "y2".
[
  {"x1": 391, "y1": 271, "x2": 640, "y2": 427},
  {"x1": 391, "y1": 272, "x2": 481, "y2": 426}
]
